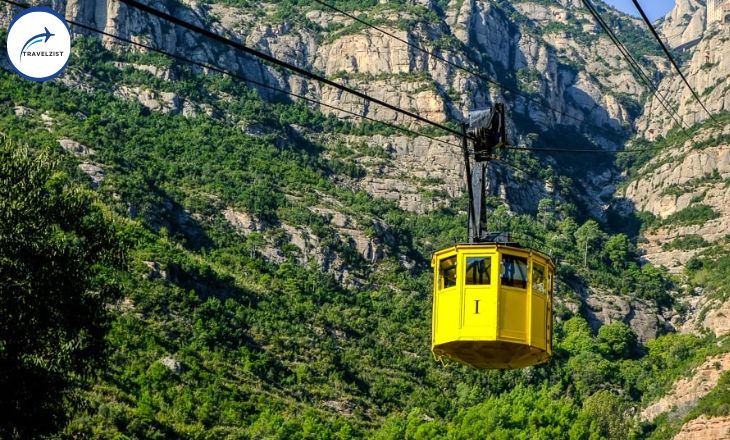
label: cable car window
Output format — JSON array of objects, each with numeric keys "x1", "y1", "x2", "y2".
[
  {"x1": 532, "y1": 263, "x2": 547, "y2": 294},
  {"x1": 501, "y1": 255, "x2": 528, "y2": 289},
  {"x1": 466, "y1": 256, "x2": 491, "y2": 285},
  {"x1": 439, "y1": 256, "x2": 457, "y2": 289}
]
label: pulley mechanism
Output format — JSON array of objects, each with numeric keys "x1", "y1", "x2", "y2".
[{"x1": 462, "y1": 103, "x2": 507, "y2": 244}]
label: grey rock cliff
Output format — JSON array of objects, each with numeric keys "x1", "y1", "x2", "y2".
[{"x1": 657, "y1": 0, "x2": 707, "y2": 48}]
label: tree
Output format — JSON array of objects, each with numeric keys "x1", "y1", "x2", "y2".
[
  {"x1": 449, "y1": 384, "x2": 579, "y2": 439},
  {"x1": 605, "y1": 234, "x2": 633, "y2": 270},
  {"x1": 537, "y1": 197, "x2": 556, "y2": 228},
  {"x1": 571, "y1": 390, "x2": 634, "y2": 440},
  {"x1": 567, "y1": 352, "x2": 617, "y2": 399},
  {"x1": 597, "y1": 323, "x2": 638, "y2": 360},
  {"x1": 557, "y1": 217, "x2": 578, "y2": 240},
  {"x1": 574, "y1": 220, "x2": 605, "y2": 267},
  {"x1": 559, "y1": 317, "x2": 597, "y2": 356},
  {"x1": 0, "y1": 142, "x2": 126, "y2": 438}
]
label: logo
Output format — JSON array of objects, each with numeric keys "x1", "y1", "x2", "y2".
[{"x1": 6, "y1": 7, "x2": 71, "y2": 82}]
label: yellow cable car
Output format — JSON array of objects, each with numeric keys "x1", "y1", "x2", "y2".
[
  {"x1": 431, "y1": 104, "x2": 555, "y2": 369},
  {"x1": 431, "y1": 243, "x2": 554, "y2": 369}
]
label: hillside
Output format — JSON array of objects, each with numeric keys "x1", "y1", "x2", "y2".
[{"x1": 1, "y1": 0, "x2": 729, "y2": 439}]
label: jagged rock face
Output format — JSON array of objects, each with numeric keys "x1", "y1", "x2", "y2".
[
  {"x1": 315, "y1": 30, "x2": 413, "y2": 76},
  {"x1": 79, "y1": 162, "x2": 105, "y2": 188},
  {"x1": 679, "y1": 293, "x2": 730, "y2": 336},
  {"x1": 624, "y1": 142, "x2": 730, "y2": 219},
  {"x1": 621, "y1": 124, "x2": 730, "y2": 273},
  {"x1": 113, "y1": 62, "x2": 173, "y2": 80},
  {"x1": 58, "y1": 138, "x2": 95, "y2": 157},
  {"x1": 657, "y1": 0, "x2": 707, "y2": 48},
  {"x1": 1, "y1": 0, "x2": 279, "y2": 93},
  {"x1": 222, "y1": 202, "x2": 393, "y2": 282},
  {"x1": 0, "y1": 0, "x2": 650, "y2": 137},
  {"x1": 57, "y1": 138, "x2": 106, "y2": 186},
  {"x1": 583, "y1": 289, "x2": 669, "y2": 343},
  {"x1": 674, "y1": 415, "x2": 730, "y2": 440},
  {"x1": 342, "y1": 133, "x2": 556, "y2": 213},
  {"x1": 223, "y1": 208, "x2": 260, "y2": 235},
  {"x1": 462, "y1": 1, "x2": 513, "y2": 70},
  {"x1": 321, "y1": 80, "x2": 449, "y2": 125},
  {"x1": 115, "y1": 85, "x2": 180, "y2": 113},
  {"x1": 0, "y1": 0, "x2": 663, "y2": 219},
  {"x1": 512, "y1": 2, "x2": 649, "y2": 131},
  {"x1": 159, "y1": 356, "x2": 183, "y2": 374},
  {"x1": 346, "y1": 134, "x2": 463, "y2": 212},
  {"x1": 637, "y1": 25, "x2": 730, "y2": 140},
  {"x1": 641, "y1": 352, "x2": 730, "y2": 422}
]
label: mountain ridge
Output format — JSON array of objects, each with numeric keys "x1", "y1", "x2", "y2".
[{"x1": 0, "y1": 0, "x2": 729, "y2": 438}]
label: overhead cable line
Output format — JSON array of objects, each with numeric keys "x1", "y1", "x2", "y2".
[
  {"x1": 503, "y1": 145, "x2": 664, "y2": 154},
  {"x1": 580, "y1": 0, "x2": 688, "y2": 133},
  {"x1": 467, "y1": 143, "x2": 667, "y2": 154},
  {"x1": 631, "y1": 0, "x2": 720, "y2": 126},
  {"x1": 312, "y1": 0, "x2": 633, "y2": 141},
  {"x1": 86, "y1": 0, "x2": 656, "y2": 155},
  {"x1": 579, "y1": 0, "x2": 690, "y2": 137},
  {"x1": 115, "y1": 0, "x2": 468, "y2": 140},
  {"x1": 494, "y1": 159, "x2": 534, "y2": 176},
  {"x1": 0, "y1": 0, "x2": 667, "y2": 157},
  {"x1": 0, "y1": 0, "x2": 462, "y2": 149}
]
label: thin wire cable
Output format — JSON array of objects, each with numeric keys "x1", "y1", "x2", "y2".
[
  {"x1": 494, "y1": 159, "x2": 534, "y2": 176},
  {"x1": 116, "y1": 0, "x2": 468, "y2": 140},
  {"x1": 631, "y1": 0, "x2": 719, "y2": 126},
  {"x1": 84, "y1": 28, "x2": 460, "y2": 149},
  {"x1": 0, "y1": 0, "x2": 461, "y2": 149},
  {"x1": 0, "y1": 0, "x2": 670, "y2": 157},
  {"x1": 502, "y1": 145, "x2": 664, "y2": 154},
  {"x1": 312, "y1": 0, "x2": 633, "y2": 140},
  {"x1": 467, "y1": 142, "x2": 670, "y2": 154},
  {"x1": 580, "y1": 0, "x2": 690, "y2": 138},
  {"x1": 581, "y1": 0, "x2": 687, "y2": 132}
]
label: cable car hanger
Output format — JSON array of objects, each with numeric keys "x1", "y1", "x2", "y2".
[
  {"x1": 461, "y1": 103, "x2": 510, "y2": 245},
  {"x1": 431, "y1": 103, "x2": 555, "y2": 369}
]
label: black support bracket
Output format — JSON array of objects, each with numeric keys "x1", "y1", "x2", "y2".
[{"x1": 464, "y1": 104, "x2": 507, "y2": 243}]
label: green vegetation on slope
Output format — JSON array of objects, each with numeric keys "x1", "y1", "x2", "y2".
[
  {"x1": 0, "y1": 140, "x2": 127, "y2": 438},
  {"x1": 1, "y1": 9, "x2": 728, "y2": 439},
  {"x1": 661, "y1": 204, "x2": 720, "y2": 227}
]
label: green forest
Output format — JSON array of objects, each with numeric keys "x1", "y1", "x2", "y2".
[{"x1": 1, "y1": 1, "x2": 730, "y2": 439}]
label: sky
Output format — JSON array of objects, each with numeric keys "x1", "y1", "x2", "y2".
[{"x1": 603, "y1": 0, "x2": 676, "y2": 21}]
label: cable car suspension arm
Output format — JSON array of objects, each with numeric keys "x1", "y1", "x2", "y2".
[{"x1": 465, "y1": 104, "x2": 507, "y2": 243}]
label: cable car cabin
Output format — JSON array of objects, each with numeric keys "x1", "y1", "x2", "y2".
[{"x1": 431, "y1": 243, "x2": 554, "y2": 369}]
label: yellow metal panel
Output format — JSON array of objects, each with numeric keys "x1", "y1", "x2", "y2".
[
  {"x1": 541, "y1": 253, "x2": 554, "y2": 354},
  {"x1": 497, "y1": 251, "x2": 529, "y2": 343},
  {"x1": 431, "y1": 262, "x2": 436, "y2": 345},
  {"x1": 531, "y1": 293, "x2": 547, "y2": 350},
  {"x1": 433, "y1": 249, "x2": 460, "y2": 346},
  {"x1": 498, "y1": 287, "x2": 527, "y2": 342},
  {"x1": 462, "y1": 286, "x2": 494, "y2": 339},
  {"x1": 460, "y1": 250, "x2": 497, "y2": 341},
  {"x1": 435, "y1": 287, "x2": 459, "y2": 344},
  {"x1": 431, "y1": 243, "x2": 554, "y2": 369}
]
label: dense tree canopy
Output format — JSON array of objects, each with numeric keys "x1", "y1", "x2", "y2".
[{"x1": 0, "y1": 140, "x2": 126, "y2": 438}]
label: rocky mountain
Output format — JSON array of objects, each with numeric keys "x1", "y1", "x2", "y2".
[
  {"x1": 619, "y1": 2, "x2": 730, "y2": 436},
  {"x1": 1, "y1": 0, "x2": 729, "y2": 439},
  {"x1": 0, "y1": 0, "x2": 664, "y2": 218},
  {"x1": 657, "y1": 0, "x2": 706, "y2": 48},
  {"x1": 637, "y1": 24, "x2": 730, "y2": 139},
  {"x1": 621, "y1": 20, "x2": 730, "y2": 339}
]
